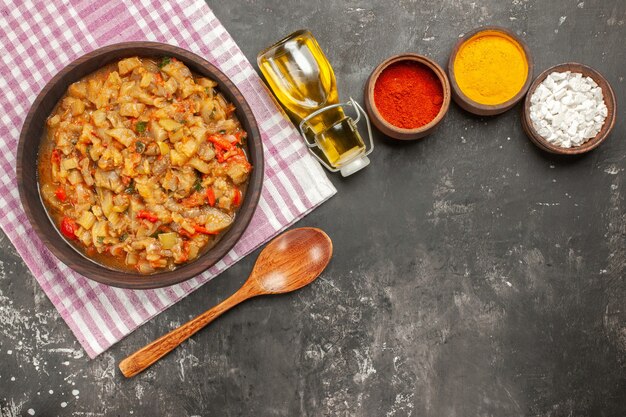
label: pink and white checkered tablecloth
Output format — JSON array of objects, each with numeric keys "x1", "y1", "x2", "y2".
[{"x1": 0, "y1": 0, "x2": 336, "y2": 358}]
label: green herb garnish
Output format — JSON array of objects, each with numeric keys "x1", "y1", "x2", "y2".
[
  {"x1": 136, "y1": 121, "x2": 147, "y2": 134},
  {"x1": 219, "y1": 130, "x2": 226, "y2": 134},
  {"x1": 97, "y1": 236, "x2": 105, "y2": 244},
  {"x1": 119, "y1": 233, "x2": 128, "y2": 242},
  {"x1": 124, "y1": 179, "x2": 134, "y2": 194},
  {"x1": 193, "y1": 178, "x2": 202, "y2": 192},
  {"x1": 150, "y1": 231, "x2": 160, "y2": 238},
  {"x1": 135, "y1": 141, "x2": 146, "y2": 154},
  {"x1": 158, "y1": 57, "x2": 171, "y2": 68}
]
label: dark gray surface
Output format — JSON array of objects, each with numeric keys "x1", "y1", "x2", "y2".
[{"x1": 1, "y1": 1, "x2": 625, "y2": 416}]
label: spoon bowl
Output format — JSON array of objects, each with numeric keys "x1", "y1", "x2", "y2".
[
  {"x1": 119, "y1": 227, "x2": 332, "y2": 378},
  {"x1": 251, "y1": 227, "x2": 333, "y2": 294}
]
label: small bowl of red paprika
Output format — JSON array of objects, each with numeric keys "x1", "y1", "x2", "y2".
[{"x1": 364, "y1": 53, "x2": 451, "y2": 140}]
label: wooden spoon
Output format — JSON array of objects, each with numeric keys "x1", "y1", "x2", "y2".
[{"x1": 119, "y1": 227, "x2": 332, "y2": 378}]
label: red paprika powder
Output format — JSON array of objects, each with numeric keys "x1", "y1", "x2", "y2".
[{"x1": 373, "y1": 61, "x2": 444, "y2": 129}]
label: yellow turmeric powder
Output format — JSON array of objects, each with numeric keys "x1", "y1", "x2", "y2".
[{"x1": 453, "y1": 31, "x2": 528, "y2": 105}]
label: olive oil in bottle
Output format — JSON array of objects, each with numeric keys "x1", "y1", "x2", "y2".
[{"x1": 258, "y1": 30, "x2": 371, "y2": 175}]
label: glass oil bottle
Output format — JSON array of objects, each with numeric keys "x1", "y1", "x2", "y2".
[{"x1": 257, "y1": 29, "x2": 373, "y2": 176}]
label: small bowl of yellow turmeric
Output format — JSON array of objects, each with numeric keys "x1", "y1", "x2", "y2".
[{"x1": 448, "y1": 26, "x2": 533, "y2": 116}]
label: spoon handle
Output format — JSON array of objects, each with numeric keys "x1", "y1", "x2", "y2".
[{"x1": 119, "y1": 285, "x2": 253, "y2": 378}]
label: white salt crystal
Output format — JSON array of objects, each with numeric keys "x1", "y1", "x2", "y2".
[
  {"x1": 567, "y1": 122, "x2": 578, "y2": 136},
  {"x1": 562, "y1": 94, "x2": 574, "y2": 106},
  {"x1": 553, "y1": 88, "x2": 567, "y2": 100}
]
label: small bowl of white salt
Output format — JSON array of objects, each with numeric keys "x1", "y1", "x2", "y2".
[{"x1": 522, "y1": 63, "x2": 616, "y2": 155}]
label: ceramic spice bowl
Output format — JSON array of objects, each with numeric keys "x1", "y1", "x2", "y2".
[
  {"x1": 448, "y1": 26, "x2": 534, "y2": 116},
  {"x1": 364, "y1": 53, "x2": 451, "y2": 140},
  {"x1": 521, "y1": 62, "x2": 617, "y2": 155}
]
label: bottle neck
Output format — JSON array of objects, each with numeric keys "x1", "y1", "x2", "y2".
[{"x1": 301, "y1": 105, "x2": 345, "y2": 140}]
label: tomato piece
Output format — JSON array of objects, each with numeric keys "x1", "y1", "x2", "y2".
[
  {"x1": 232, "y1": 187, "x2": 242, "y2": 207},
  {"x1": 178, "y1": 229, "x2": 194, "y2": 238},
  {"x1": 54, "y1": 186, "x2": 67, "y2": 202},
  {"x1": 136, "y1": 210, "x2": 159, "y2": 222},
  {"x1": 193, "y1": 225, "x2": 219, "y2": 235},
  {"x1": 60, "y1": 217, "x2": 77, "y2": 240},
  {"x1": 206, "y1": 187, "x2": 215, "y2": 207},
  {"x1": 234, "y1": 130, "x2": 247, "y2": 143},
  {"x1": 207, "y1": 134, "x2": 233, "y2": 151},
  {"x1": 51, "y1": 149, "x2": 61, "y2": 166},
  {"x1": 181, "y1": 192, "x2": 206, "y2": 208},
  {"x1": 217, "y1": 146, "x2": 249, "y2": 165}
]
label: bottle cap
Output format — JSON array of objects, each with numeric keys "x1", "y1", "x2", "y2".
[{"x1": 339, "y1": 156, "x2": 370, "y2": 177}]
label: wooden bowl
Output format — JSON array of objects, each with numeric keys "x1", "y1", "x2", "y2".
[
  {"x1": 364, "y1": 54, "x2": 451, "y2": 140},
  {"x1": 448, "y1": 26, "x2": 533, "y2": 116},
  {"x1": 521, "y1": 62, "x2": 617, "y2": 155},
  {"x1": 17, "y1": 42, "x2": 264, "y2": 289}
]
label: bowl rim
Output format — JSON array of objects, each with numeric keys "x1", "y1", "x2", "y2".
[
  {"x1": 365, "y1": 53, "x2": 451, "y2": 136},
  {"x1": 447, "y1": 26, "x2": 534, "y2": 115},
  {"x1": 16, "y1": 41, "x2": 264, "y2": 289},
  {"x1": 521, "y1": 62, "x2": 617, "y2": 155}
]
